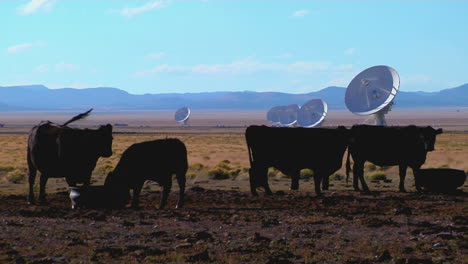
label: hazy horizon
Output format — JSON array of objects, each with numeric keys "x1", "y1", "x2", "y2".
[{"x1": 1, "y1": 1, "x2": 467, "y2": 95}]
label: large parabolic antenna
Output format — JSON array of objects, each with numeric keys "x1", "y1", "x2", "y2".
[
  {"x1": 266, "y1": 106, "x2": 283, "y2": 125},
  {"x1": 345, "y1": 65, "x2": 399, "y2": 126},
  {"x1": 174, "y1": 107, "x2": 191, "y2": 127},
  {"x1": 297, "y1": 99, "x2": 328, "y2": 128},
  {"x1": 279, "y1": 104, "x2": 300, "y2": 126}
]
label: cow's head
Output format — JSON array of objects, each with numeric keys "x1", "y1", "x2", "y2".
[
  {"x1": 104, "y1": 171, "x2": 130, "y2": 207},
  {"x1": 420, "y1": 126, "x2": 443, "y2": 151},
  {"x1": 96, "y1": 124, "x2": 113, "y2": 157}
]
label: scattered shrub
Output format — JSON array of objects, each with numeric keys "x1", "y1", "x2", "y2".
[
  {"x1": 242, "y1": 167, "x2": 249, "y2": 173},
  {"x1": 208, "y1": 168, "x2": 230, "y2": 180},
  {"x1": 229, "y1": 168, "x2": 241, "y2": 179},
  {"x1": 189, "y1": 163, "x2": 205, "y2": 171},
  {"x1": 215, "y1": 160, "x2": 232, "y2": 171},
  {"x1": 6, "y1": 169, "x2": 27, "y2": 184},
  {"x1": 187, "y1": 173, "x2": 197, "y2": 179},
  {"x1": 300, "y1": 169, "x2": 314, "y2": 179},
  {"x1": 367, "y1": 171, "x2": 387, "y2": 181},
  {"x1": 0, "y1": 166, "x2": 15, "y2": 174},
  {"x1": 268, "y1": 168, "x2": 279, "y2": 178},
  {"x1": 365, "y1": 164, "x2": 377, "y2": 172},
  {"x1": 97, "y1": 164, "x2": 114, "y2": 175},
  {"x1": 380, "y1": 166, "x2": 390, "y2": 171},
  {"x1": 330, "y1": 173, "x2": 344, "y2": 181},
  {"x1": 439, "y1": 164, "x2": 449, "y2": 168}
]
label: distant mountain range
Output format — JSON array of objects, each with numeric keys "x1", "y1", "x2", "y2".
[{"x1": 1, "y1": 84, "x2": 467, "y2": 111}]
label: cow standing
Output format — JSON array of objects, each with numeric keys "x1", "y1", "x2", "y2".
[
  {"x1": 245, "y1": 125, "x2": 350, "y2": 196},
  {"x1": 346, "y1": 125, "x2": 443, "y2": 193},
  {"x1": 104, "y1": 138, "x2": 187, "y2": 209},
  {"x1": 27, "y1": 109, "x2": 113, "y2": 204}
]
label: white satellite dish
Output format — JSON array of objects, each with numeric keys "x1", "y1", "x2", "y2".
[
  {"x1": 266, "y1": 106, "x2": 283, "y2": 125},
  {"x1": 345, "y1": 65, "x2": 399, "y2": 126},
  {"x1": 279, "y1": 104, "x2": 299, "y2": 126},
  {"x1": 297, "y1": 99, "x2": 328, "y2": 128},
  {"x1": 174, "y1": 107, "x2": 191, "y2": 127}
]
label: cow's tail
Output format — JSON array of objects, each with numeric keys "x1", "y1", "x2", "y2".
[
  {"x1": 62, "y1": 108, "x2": 93, "y2": 126},
  {"x1": 345, "y1": 148, "x2": 351, "y2": 184}
]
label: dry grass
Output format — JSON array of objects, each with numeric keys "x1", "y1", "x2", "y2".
[{"x1": 0, "y1": 128, "x2": 467, "y2": 196}]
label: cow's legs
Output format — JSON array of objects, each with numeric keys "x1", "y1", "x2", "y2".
[
  {"x1": 322, "y1": 174, "x2": 330, "y2": 190},
  {"x1": 313, "y1": 174, "x2": 323, "y2": 197},
  {"x1": 176, "y1": 171, "x2": 186, "y2": 209},
  {"x1": 398, "y1": 165, "x2": 408, "y2": 192},
  {"x1": 159, "y1": 178, "x2": 172, "y2": 209},
  {"x1": 411, "y1": 167, "x2": 422, "y2": 193},
  {"x1": 38, "y1": 174, "x2": 49, "y2": 204},
  {"x1": 131, "y1": 182, "x2": 144, "y2": 208},
  {"x1": 290, "y1": 170, "x2": 300, "y2": 190},
  {"x1": 249, "y1": 166, "x2": 271, "y2": 196},
  {"x1": 354, "y1": 161, "x2": 370, "y2": 193},
  {"x1": 27, "y1": 157, "x2": 37, "y2": 205}
]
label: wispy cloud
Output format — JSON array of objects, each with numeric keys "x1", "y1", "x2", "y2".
[
  {"x1": 55, "y1": 62, "x2": 80, "y2": 72},
  {"x1": 345, "y1": 48, "x2": 356, "y2": 55},
  {"x1": 34, "y1": 64, "x2": 49, "y2": 73},
  {"x1": 119, "y1": 0, "x2": 168, "y2": 18},
  {"x1": 7, "y1": 43, "x2": 33, "y2": 54},
  {"x1": 6, "y1": 41, "x2": 44, "y2": 54},
  {"x1": 293, "y1": 10, "x2": 309, "y2": 17},
  {"x1": 146, "y1": 52, "x2": 165, "y2": 60},
  {"x1": 135, "y1": 59, "x2": 352, "y2": 77},
  {"x1": 18, "y1": 0, "x2": 56, "y2": 15}
]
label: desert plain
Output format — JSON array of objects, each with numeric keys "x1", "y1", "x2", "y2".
[{"x1": 0, "y1": 109, "x2": 467, "y2": 263}]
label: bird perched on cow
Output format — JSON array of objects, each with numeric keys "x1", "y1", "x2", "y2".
[
  {"x1": 27, "y1": 109, "x2": 113, "y2": 205},
  {"x1": 104, "y1": 138, "x2": 188, "y2": 209},
  {"x1": 346, "y1": 125, "x2": 443, "y2": 193},
  {"x1": 245, "y1": 125, "x2": 350, "y2": 197}
]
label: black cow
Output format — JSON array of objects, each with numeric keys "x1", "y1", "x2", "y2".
[
  {"x1": 104, "y1": 138, "x2": 187, "y2": 209},
  {"x1": 346, "y1": 125, "x2": 443, "y2": 193},
  {"x1": 245, "y1": 125, "x2": 350, "y2": 196},
  {"x1": 27, "y1": 109, "x2": 113, "y2": 204},
  {"x1": 415, "y1": 168, "x2": 466, "y2": 193}
]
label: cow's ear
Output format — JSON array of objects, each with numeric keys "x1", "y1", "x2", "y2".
[
  {"x1": 436, "y1": 128, "x2": 443, "y2": 135},
  {"x1": 101, "y1": 124, "x2": 112, "y2": 132}
]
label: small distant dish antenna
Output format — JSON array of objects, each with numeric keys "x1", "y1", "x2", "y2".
[
  {"x1": 279, "y1": 104, "x2": 299, "y2": 126},
  {"x1": 345, "y1": 65, "x2": 399, "y2": 126},
  {"x1": 174, "y1": 107, "x2": 191, "y2": 127},
  {"x1": 266, "y1": 106, "x2": 283, "y2": 125},
  {"x1": 297, "y1": 99, "x2": 328, "y2": 128}
]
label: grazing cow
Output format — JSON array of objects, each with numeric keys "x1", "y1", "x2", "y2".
[
  {"x1": 245, "y1": 125, "x2": 350, "y2": 196},
  {"x1": 27, "y1": 109, "x2": 113, "y2": 204},
  {"x1": 346, "y1": 125, "x2": 443, "y2": 193},
  {"x1": 104, "y1": 138, "x2": 187, "y2": 209},
  {"x1": 415, "y1": 168, "x2": 466, "y2": 193}
]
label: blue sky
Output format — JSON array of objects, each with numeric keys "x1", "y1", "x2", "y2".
[{"x1": 1, "y1": 0, "x2": 467, "y2": 94}]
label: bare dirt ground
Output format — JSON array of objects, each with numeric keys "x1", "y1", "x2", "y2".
[
  {"x1": 1, "y1": 186, "x2": 467, "y2": 264},
  {"x1": 0, "y1": 110, "x2": 467, "y2": 263}
]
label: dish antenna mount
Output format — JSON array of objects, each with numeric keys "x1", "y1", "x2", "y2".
[
  {"x1": 345, "y1": 65, "x2": 399, "y2": 125},
  {"x1": 297, "y1": 99, "x2": 328, "y2": 128},
  {"x1": 174, "y1": 107, "x2": 191, "y2": 127}
]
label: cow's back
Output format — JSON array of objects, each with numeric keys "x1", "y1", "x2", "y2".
[
  {"x1": 246, "y1": 125, "x2": 349, "y2": 172},
  {"x1": 115, "y1": 138, "x2": 188, "y2": 178},
  {"x1": 349, "y1": 125, "x2": 427, "y2": 166}
]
